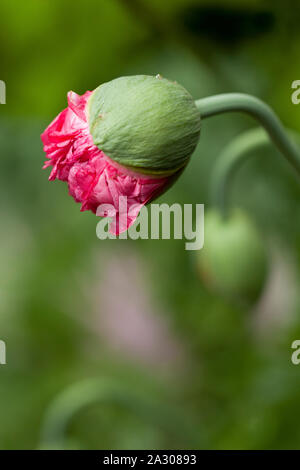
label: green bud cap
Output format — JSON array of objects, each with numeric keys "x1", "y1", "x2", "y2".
[
  {"x1": 198, "y1": 209, "x2": 268, "y2": 302},
  {"x1": 88, "y1": 75, "x2": 201, "y2": 174}
]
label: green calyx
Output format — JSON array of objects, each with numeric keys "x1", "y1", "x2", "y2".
[
  {"x1": 198, "y1": 209, "x2": 268, "y2": 302},
  {"x1": 88, "y1": 75, "x2": 201, "y2": 174}
]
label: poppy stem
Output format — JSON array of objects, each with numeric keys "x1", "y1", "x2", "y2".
[
  {"x1": 39, "y1": 378, "x2": 201, "y2": 449},
  {"x1": 195, "y1": 93, "x2": 300, "y2": 181},
  {"x1": 195, "y1": 93, "x2": 300, "y2": 217},
  {"x1": 210, "y1": 126, "x2": 300, "y2": 217},
  {"x1": 210, "y1": 127, "x2": 297, "y2": 216}
]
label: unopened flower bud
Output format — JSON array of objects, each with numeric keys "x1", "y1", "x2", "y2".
[
  {"x1": 88, "y1": 75, "x2": 201, "y2": 174},
  {"x1": 41, "y1": 75, "x2": 201, "y2": 234},
  {"x1": 198, "y1": 209, "x2": 268, "y2": 302}
]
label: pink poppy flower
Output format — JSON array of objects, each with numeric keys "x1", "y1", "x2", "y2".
[
  {"x1": 41, "y1": 76, "x2": 201, "y2": 234},
  {"x1": 42, "y1": 91, "x2": 173, "y2": 234}
]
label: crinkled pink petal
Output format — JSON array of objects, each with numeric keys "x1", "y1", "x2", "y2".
[{"x1": 41, "y1": 90, "x2": 172, "y2": 235}]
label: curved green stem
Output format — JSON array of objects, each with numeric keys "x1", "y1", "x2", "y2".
[
  {"x1": 210, "y1": 127, "x2": 300, "y2": 217},
  {"x1": 39, "y1": 378, "x2": 201, "y2": 449},
  {"x1": 195, "y1": 93, "x2": 300, "y2": 178},
  {"x1": 211, "y1": 128, "x2": 270, "y2": 216}
]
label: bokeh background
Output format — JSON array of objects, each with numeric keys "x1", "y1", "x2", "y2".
[{"x1": 0, "y1": 0, "x2": 300, "y2": 450}]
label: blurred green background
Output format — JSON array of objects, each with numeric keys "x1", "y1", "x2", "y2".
[{"x1": 1, "y1": 0, "x2": 300, "y2": 450}]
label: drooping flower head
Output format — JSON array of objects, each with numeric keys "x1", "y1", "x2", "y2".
[{"x1": 42, "y1": 75, "x2": 201, "y2": 234}]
